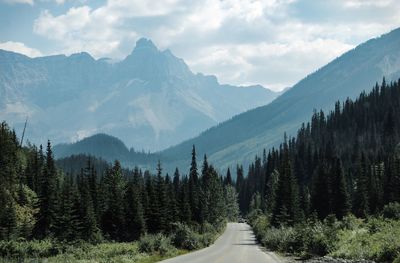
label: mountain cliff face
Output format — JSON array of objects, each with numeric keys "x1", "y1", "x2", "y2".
[
  {"x1": 0, "y1": 38, "x2": 279, "y2": 151},
  {"x1": 158, "y1": 27, "x2": 400, "y2": 173}
]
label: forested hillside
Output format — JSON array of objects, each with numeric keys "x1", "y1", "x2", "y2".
[
  {"x1": 0, "y1": 124, "x2": 238, "y2": 259},
  {"x1": 237, "y1": 79, "x2": 400, "y2": 262},
  {"x1": 238, "y1": 78, "x2": 400, "y2": 220},
  {"x1": 53, "y1": 133, "x2": 160, "y2": 168},
  {"x1": 159, "y1": 28, "x2": 400, "y2": 173}
]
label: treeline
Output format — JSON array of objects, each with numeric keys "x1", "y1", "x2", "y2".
[
  {"x1": 0, "y1": 125, "x2": 239, "y2": 242},
  {"x1": 237, "y1": 78, "x2": 400, "y2": 224}
]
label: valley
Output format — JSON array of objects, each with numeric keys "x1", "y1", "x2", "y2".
[{"x1": 1, "y1": 3, "x2": 400, "y2": 262}]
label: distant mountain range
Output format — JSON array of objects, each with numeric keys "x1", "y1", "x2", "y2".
[
  {"x1": 27, "y1": 28, "x2": 400, "y2": 174},
  {"x1": 158, "y1": 27, "x2": 400, "y2": 173},
  {"x1": 0, "y1": 38, "x2": 280, "y2": 151}
]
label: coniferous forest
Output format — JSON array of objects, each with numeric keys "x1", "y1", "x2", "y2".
[
  {"x1": 238, "y1": 78, "x2": 400, "y2": 221},
  {"x1": 1, "y1": 79, "x2": 400, "y2": 262},
  {"x1": 0, "y1": 129, "x2": 238, "y2": 260},
  {"x1": 240, "y1": 79, "x2": 400, "y2": 262}
]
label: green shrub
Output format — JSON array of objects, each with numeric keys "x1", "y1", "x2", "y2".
[
  {"x1": 138, "y1": 234, "x2": 157, "y2": 253},
  {"x1": 383, "y1": 202, "x2": 400, "y2": 220},
  {"x1": 171, "y1": 222, "x2": 219, "y2": 251},
  {"x1": 0, "y1": 239, "x2": 62, "y2": 258},
  {"x1": 261, "y1": 226, "x2": 298, "y2": 253},
  {"x1": 172, "y1": 223, "x2": 201, "y2": 250},
  {"x1": 247, "y1": 209, "x2": 263, "y2": 225},
  {"x1": 138, "y1": 233, "x2": 174, "y2": 255},
  {"x1": 252, "y1": 214, "x2": 269, "y2": 242},
  {"x1": 198, "y1": 232, "x2": 215, "y2": 247},
  {"x1": 393, "y1": 253, "x2": 400, "y2": 263},
  {"x1": 200, "y1": 222, "x2": 216, "y2": 234},
  {"x1": 330, "y1": 218, "x2": 400, "y2": 262}
]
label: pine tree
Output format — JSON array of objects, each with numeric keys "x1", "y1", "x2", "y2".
[
  {"x1": 77, "y1": 168, "x2": 100, "y2": 242},
  {"x1": 235, "y1": 165, "x2": 244, "y2": 193},
  {"x1": 201, "y1": 166, "x2": 225, "y2": 225},
  {"x1": 272, "y1": 143, "x2": 301, "y2": 225},
  {"x1": 0, "y1": 189, "x2": 17, "y2": 240},
  {"x1": 34, "y1": 140, "x2": 58, "y2": 239},
  {"x1": 224, "y1": 168, "x2": 233, "y2": 186},
  {"x1": 101, "y1": 161, "x2": 125, "y2": 240},
  {"x1": 54, "y1": 174, "x2": 79, "y2": 241},
  {"x1": 265, "y1": 169, "x2": 279, "y2": 215},
  {"x1": 353, "y1": 154, "x2": 369, "y2": 218},
  {"x1": 155, "y1": 161, "x2": 167, "y2": 232},
  {"x1": 189, "y1": 146, "x2": 200, "y2": 222},
  {"x1": 311, "y1": 162, "x2": 331, "y2": 220},
  {"x1": 180, "y1": 176, "x2": 191, "y2": 223},
  {"x1": 165, "y1": 174, "x2": 179, "y2": 226},
  {"x1": 224, "y1": 185, "x2": 239, "y2": 221},
  {"x1": 0, "y1": 122, "x2": 19, "y2": 240},
  {"x1": 124, "y1": 181, "x2": 146, "y2": 240},
  {"x1": 330, "y1": 158, "x2": 350, "y2": 219},
  {"x1": 144, "y1": 173, "x2": 159, "y2": 233}
]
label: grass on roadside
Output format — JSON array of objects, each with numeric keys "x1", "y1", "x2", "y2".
[
  {"x1": 248, "y1": 204, "x2": 400, "y2": 262},
  {"x1": 0, "y1": 221, "x2": 226, "y2": 263}
]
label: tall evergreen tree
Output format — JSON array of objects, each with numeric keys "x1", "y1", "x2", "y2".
[
  {"x1": 34, "y1": 141, "x2": 58, "y2": 239},
  {"x1": 189, "y1": 146, "x2": 200, "y2": 222},
  {"x1": 101, "y1": 161, "x2": 125, "y2": 240},
  {"x1": 330, "y1": 158, "x2": 350, "y2": 219},
  {"x1": 124, "y1": 181, "x2": 146, "y2": 240}
]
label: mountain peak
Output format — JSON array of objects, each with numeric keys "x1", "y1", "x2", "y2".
[
  {"x1": 133, "y1": 38, "x2": 158, "y2": 52},
  {"x1": 69, "y1": 52, "x2": 94, "y2": 61}
]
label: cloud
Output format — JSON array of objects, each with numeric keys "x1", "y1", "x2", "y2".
[
  {"x1": 187, "y1": 38, "x2": 354, "y2": 90},
  {"x1": 0, "y1": 41, "x2": 42, "y2": 57},
  {"x1": 2, "y1": 0, "x2": 33, "y2": 4},
  {"x1": 31, "y1": 0, "x2": 400, "y2": 91},
  {"x1": 343, "y1": 0, "x2": 395, "y2": 8}
]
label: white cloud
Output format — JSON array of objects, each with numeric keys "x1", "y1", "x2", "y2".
[
  {"x1": 0, "y1": 41, "x2": 42, "y2": 57},
  {"x1": 2, "y1": 0, "x2": 33, "y2": 5},
  {"x1": 187, "y1": 38, "x2": 354, "y2": 90},
  {"x1": 33, "y1": 1, "x2": 173, "y2": 57},
  {"x1": 343, "y1": 0, "x2": 395, "y2": 8},
  {"x1": 30, "y1": 0, "x2": 400, "y2": 91}
]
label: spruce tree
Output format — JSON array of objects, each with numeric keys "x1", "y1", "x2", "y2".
[
  {"x1": 225, "y1": 168, "x2": 233, "y2": 186},
  {"x1": 101, "y1": 161, "x2": 125, "y2": 240},
  {"x1": 224, "y1": 185, "x2": 239, "y2": 221},
  {"x1": 125, "y1": 181, "x2": 146, "y2": 240},
  {"x1": 155, "y1": 161, "x2": 167, "y2": 232},
  {"x1": 180, "y1": 176, "x2": 191, "y2": 223},
  {"x1": 311, "y1": 162, "x2": 331, "y2": 220},
  {"x1": 353, "y1": 154, "x2": 369, "y2": 218},
  {"x1": 189, "y1": 146, "x2": 200, "y2": 222},
  {"x1": 330, "y1": 158, "x2": 350, "y2": 219},
  {"x1": 34, "y1": 140, "x2": 58, "y2": 239}
]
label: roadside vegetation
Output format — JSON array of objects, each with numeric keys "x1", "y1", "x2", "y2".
[
  {"x1": 248, "y1": 204, "x2": 400, "y2": 262},
  {"x1": 0, "y1": 221, "x2": 225, "y2": 262}
]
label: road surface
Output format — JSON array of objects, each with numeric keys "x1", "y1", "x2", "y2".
[{"x1": 161, "y1": 223, "x2": 284, "y2": 263}]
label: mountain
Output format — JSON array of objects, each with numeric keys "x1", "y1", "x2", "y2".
[
  {"x1": 156, "y1": 27, "x2": 400, "y2": 173},
  {"x1": 0, "y1": 38, "x2": 280, "y2": 151},
  {"x1": 54, "y1": 133, "x2": 131, "y2": 163},
  {"x1": 53, "y1": 133, "x2": 159, "y2": 168}
]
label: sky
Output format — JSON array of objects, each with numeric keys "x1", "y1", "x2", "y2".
[{"x1": 0, "y1": 0, "x2": 399, "y2": 91}]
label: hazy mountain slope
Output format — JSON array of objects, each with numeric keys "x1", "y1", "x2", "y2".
[
  {"x1": 0, "y1": 38, "x2": 279, "y2": 151},
  {"x1": 54, "y1": 134, "x2": 130, "y2": 163},
  {"x1": 53, "y1": 133, "x2": 159, "y2": 168},
  {"x1": 159, "y1": 27, "x2": 400, "y2": 172}
]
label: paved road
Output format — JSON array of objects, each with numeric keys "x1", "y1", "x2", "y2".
[{"x1": 161, "y1": 223, "x2": 284, "y2": 263}]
